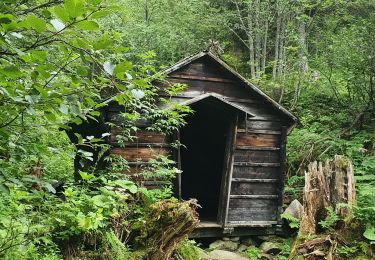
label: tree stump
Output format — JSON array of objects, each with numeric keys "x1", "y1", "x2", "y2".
[
  {"x1": 290, "y1": 155, "x2": 356, "y2": 259},
  {"x1": 143, "y1": 199, "x2": 199, "y2": 260}
]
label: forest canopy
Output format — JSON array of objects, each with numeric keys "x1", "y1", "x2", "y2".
[{"x1": 0, "y1": 0, "x2": 374, "y2": 259}]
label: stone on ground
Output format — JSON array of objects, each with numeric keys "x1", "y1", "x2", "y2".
[
  {"x1": 259, "y1": 241, "x2": 282, "y2": 255},
  {"x1": 241, "y1": 237, "x2": 257, "y2": 246},
  {"x1": 209, "y1": 239, "x2": 238, "y2": 251},
  {"x1": 209, "y1": 240, "x2": 225, "y2": 250},
  {"x1": 284, "y1": 199, "x2": 303, "y2": 219},
  {"x1": 230, "y1": 236, "x2": 240, "y2": 242},
  {"x1": 237, "y1": 244, "x2": 248, "y2": 252},
  {"x1": 204, "y1": 250, "x2": 248, "y2": 260}
]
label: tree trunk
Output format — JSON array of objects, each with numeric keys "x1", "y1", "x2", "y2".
[
  {"x1": 247, "y1": 11, "x2": 256, "y2": 78},
  {"x1": 290, "y1": 155, "x2": 356, "y2": 259},
  {"x1": 272, "y1": 0, "x2": 281, "y2": 80}
]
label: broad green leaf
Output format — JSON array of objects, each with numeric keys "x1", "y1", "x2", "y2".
[
  {"x1": 93, "y1": 33, "x2": 112, "y2": 50},
  {"x1": 64, "y1": 0, "x2": 85, "y2": 18},
  {"x1": 103, "y1": 61, "x2": 115, "y2": 75},
  {"x1": 44, "y1": 183, "x2": 56, "y2": 194},
  {"x1": 79, "y1": 171, "x2": 95, "y2": 180},
  {"x1": 114, "y1": 61, "x2": 133, "y2": 79},
  {"x1": 59, "y1": 103, "x2": 69, "y2": 114},
  {"x1": 91, "y1": 10, "x2": 111, "y2": 19},
  {"x1": 29, "y1": 50, "x2": 48, "y2": 62},
  {"x1": 76, "y1": 66, "x2": 89, "y2": 76},
  {"x1": 50, "y1": 19, "x2": 65, "y2": 31},
  {"x1": 51, "y1": 6, "x2": 70, "y2": 22},
  {"x1": 76, "y1": 20, "x2": 99, "y2": 31},
  {"x1": 19, "y1": 15, "x2": 46, "y2": 32},
  {"x1": 0, "y1": 14, "x2": 13, "y2": 25},
  {"x1": 33, "y1": 84, "x2": 48, "y2": 98},
  {"x1": 364, "y1": 226, "x2": 375, "y2": 241},
  {"x1": 44, "y1": 111, "x2": 57, "y2": 121}
]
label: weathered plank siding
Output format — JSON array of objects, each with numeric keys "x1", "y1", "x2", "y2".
[{"x1": 105, "y1": 53, "x2": 295, "y2": 230}]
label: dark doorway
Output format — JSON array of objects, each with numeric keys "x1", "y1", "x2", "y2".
[{"x1": 180, "y1": 102, "x2": 231, "y2": 222}]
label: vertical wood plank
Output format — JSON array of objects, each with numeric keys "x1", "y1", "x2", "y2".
[
  {"x1": 217, "y1": 121, "x2": 234, "y2": 224},
  {"x1": 222, "y1": 116, "x2": 238, "y2": 228}
]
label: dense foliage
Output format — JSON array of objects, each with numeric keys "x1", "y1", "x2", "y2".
[{"x1": 0, "y1": 0, "x2": 374, "y2": 259}]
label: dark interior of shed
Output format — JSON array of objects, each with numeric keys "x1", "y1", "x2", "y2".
[{"x1": 180, "y1": 100, "x2": 233, "y2": 222}]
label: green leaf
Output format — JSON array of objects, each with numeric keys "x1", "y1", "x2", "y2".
[
  {"x1": 64, "y1": 0, "x2": 85, "y2": 18},
  {"x1": 364, "y1": 226, "x2": 375, "y2": 241},
  {"x1": 51, "y1": 6, "x2": 70, "y2": 22},
  {"x1": 33, "y1": 84, "x2": 49, "y2": 98},
  {"x1": 44, "y1": 183, "x2": 56, "y2": 194},
  {"x1": 59, "y1": 103, "x2": 69, "y2": 114},
  {"x1": 19, "y1": 15, "x2": 46, "y2": 32},
  {"x1": 113, "y1": 180, "x2": 137, "y2": 194},
  {"x1": 114, "y1": 61, "x2": 133, "y2": 79},
  {"x1": 50, "y1": 19, "x2": 65, "y2": 31},
  {"x1": 91, "y1": 10, "x2": 111, "y2": 19},
  {"x1": 93, "y1": 33, "x2": 112, "y2": 50},
  {"x1": 76, "y1": 20, "x2": 99, "y2": 31},
  {"x1": 79, "y1": 171, "x2": 95, "y2": 181}
]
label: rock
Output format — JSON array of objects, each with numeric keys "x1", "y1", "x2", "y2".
[
  {"x1": 241, "y1": 237, "x2": 257, "y2": 246},
  {"x1": 209, "y1": 240, "x2": 225, "y2": 250},
  {"x1": 223, "y1": 237, "x2": 230, "y2": 241},
  {"x1": 199, "y1": 250, "x2": 210, "y2": 259},
  {"x1": 230, "y1": 236, "x2": 240, "y2": 242},
  {"x1": 222, "y1": 240, "x2": 238, "y2": 251},
  {"x1": 259, "y1": 253, "x2": 273, "y2": 260},
  {"x1": 284, "y1": 199, "x2": 303, "y2": 219},
  {"x1": 259, "y1": 242, "x2": 282, "y2": 255},
  {"x1": 237, "y1": 244, "x2": 248, "y2": 252},
  {"x1": 209, "y1": 240, "x2": 238, "y2": 251},
  {"x1": 206, "y1": 250, "x2": 248, "y2": 260}
]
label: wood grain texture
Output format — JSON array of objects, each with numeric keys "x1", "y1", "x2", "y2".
[
  {"x1": 233, "y1": 149, "x2": 280, "y2": 163},
  {"x1": 228, "y1": 207, "x2": 278, "y2": 221},
  {"x1": 111, "y1": 147, "x2": 169, "y2": 162},
  {"x1": 110, "y1": 128, "x2": 168, "y2": 145},
  {"x1": 231, "y1": 182, "x2": 278, "y2": 195},
  {"x1": 236, "y1": 132, "x2": 280, "y2": 147},
  {"x1": 232, "y1": 165, "x2": 280, "y2": 179}
]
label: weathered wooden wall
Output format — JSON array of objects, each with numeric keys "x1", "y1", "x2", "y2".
[{"x1": 160, "y1": 55, "x2": 290, "y2": 225}]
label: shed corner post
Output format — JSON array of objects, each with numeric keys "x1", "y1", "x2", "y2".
[
  {"x1": 276, "y1": 126, "x2": 287, "y2": 233},
  {"x1": 173, "y1": 130, "x2": 182, "y2": 200}
]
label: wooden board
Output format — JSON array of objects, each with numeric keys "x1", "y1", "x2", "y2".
[
  {"x1": 229, "y1": 198, "x2": 276, "y2": 208},
  {"x1": 111, "y1": 147, "x2": 169, "y2": 162},
  {"x1": 169, "y1": 59, "x2": 234, "y2": 80},
  {"x1": 110, "y1": 128, "x2": 168, "y2": 145},
  {"x1": 167, "y1": 78, "x2": 251, "y2": 99},
  {"x1": 236, "y1": 132, "x2": 280, "y2": 147},
  {"x1": 232, "y1": 165, "x2": 280, "y2": 179},
  {"x1": 233, "y1": 149, "x2": 279, "y2": 163},
  {"x1": 228, "y1": 207, "x2": 278, "y2": 221},
  {"x1": 239, "y1": 119, "x2": 282, "y2": 131},
  {"x1": 231, "y1": 182, "x2": 278, "y2": 195}
]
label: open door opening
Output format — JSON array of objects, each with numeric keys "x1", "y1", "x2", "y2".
[{"x1": 180, "y1": 102, "x2": 231, "y2": 222}]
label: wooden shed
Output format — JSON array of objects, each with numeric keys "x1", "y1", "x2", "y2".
[{"x1": 68, "y1": 51, "x2": 297, "y2": 237}]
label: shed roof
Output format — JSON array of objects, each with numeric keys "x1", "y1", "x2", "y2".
[{"x1": 163, "y1": 51, "x2": 298, "y2": 129}]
